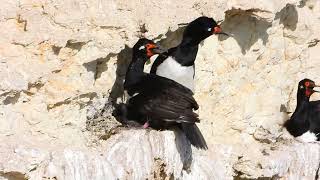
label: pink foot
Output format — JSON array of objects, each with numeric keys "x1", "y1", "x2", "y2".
[{"x1": 143, "y1": 121, "x2": 149, "y2": 128}]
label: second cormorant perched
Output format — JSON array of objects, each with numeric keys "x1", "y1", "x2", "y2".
[{"x1": 284, "y1": 78, "x2": 320, "y2": 142}]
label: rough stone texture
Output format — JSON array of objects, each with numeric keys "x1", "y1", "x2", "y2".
[{"x1": 1, "y1": 0, "x2": 320, "y2": 179}]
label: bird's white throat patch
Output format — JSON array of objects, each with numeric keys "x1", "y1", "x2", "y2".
[{"x1": 156, "y1": 56, "x2": 194, "y2": 91}]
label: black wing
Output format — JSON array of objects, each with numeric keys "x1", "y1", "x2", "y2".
[
  {"x1": 126, "y1": 74, "x2": 208, "y2": 149},
  {"x1": 128, "y1": 74, "x2": 199, "y2": 124}
]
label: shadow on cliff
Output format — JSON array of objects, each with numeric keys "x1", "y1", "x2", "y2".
[
  {"x1": 84, "y1": 46, "x2": 132, "y2": 134},
  {"x1": 83, "y1": 53, "x2": 118, "y2": 81},
  {"x1": 108, "y1": 46, "x2": 132, "y2": 105},
  {"x1": 218, "y1": 9, "x2": 272, "y2": 55},
  {"x1": 154, "y1": 26, "x2": 186, "y2": 49},
  {"x1": 218, "y1": 5, "x2": 298, "y2": 54},
  {"x1": 274, "y1": 4, "x2": 298, "y2": 31}
]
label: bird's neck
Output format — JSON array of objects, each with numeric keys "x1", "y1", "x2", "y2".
[
  {"x1": 285, "y1": 93, "x2": 310, "y2": 138},
  {"x1": 124, "y1": 56, "x2": 146, "y2": 88},
  {"x1": 181, "y1": 36, "x2": 202, "y2": 46},
  {"x1": 174, "y1": 37, "x2": 199, "y2": 66},
  {"x1": 297, "y1": 91, "x2": 310, "y2": 106},
  {"x1": 292, "y1": 92, "x2": 310, "y2": 117}
]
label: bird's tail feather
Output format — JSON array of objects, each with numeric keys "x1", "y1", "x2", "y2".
[{"x1": 181, "y1": 123, "x2": 208, "y2": 150}]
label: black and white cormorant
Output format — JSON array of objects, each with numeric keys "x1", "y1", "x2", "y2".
[{"x1": 150, "y1": 16, "x2": 228, "y2": 92}]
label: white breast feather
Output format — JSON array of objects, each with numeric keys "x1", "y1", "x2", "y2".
[
  {"x1": 156, "y1": 56, "x2": 194, "y2": 92},
  {"x1": 296, "y1": 131, "x2": 318, "y2": 143}
]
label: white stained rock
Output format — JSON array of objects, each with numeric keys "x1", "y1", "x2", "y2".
[
  {"x1": 0, "y1": 130, "x2": 319, "y2": 180},
  {"x1": 0, "y1": 0, "x2": 320, "y2": 179}
]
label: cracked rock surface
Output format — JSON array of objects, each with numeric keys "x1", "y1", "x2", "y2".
[{"x1": 1, "y1": 0, "x2": 320, "y2": 179}]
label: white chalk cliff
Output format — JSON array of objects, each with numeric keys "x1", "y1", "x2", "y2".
[{"x1": 0, "y1": 0, "x2": 320, "y2": 179}]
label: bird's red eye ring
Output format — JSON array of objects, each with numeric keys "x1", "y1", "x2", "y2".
[{"x1": 305, "y1": 81, "x2": 310, "y2": 87}]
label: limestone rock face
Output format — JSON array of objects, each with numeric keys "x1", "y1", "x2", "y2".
[{"x1": 1, "y1": 0, "x2": 320, "y2": 179}]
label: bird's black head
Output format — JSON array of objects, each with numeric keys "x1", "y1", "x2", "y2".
[
  {"x1": 132, "y1": 38, "x2": 166, "y2": 60},
  {"x1": 298, "y1": 78, "x2": 319, "y2": 98},
  {"x1": 182, "y1": 16, "x2": 227, "y2": 44}
]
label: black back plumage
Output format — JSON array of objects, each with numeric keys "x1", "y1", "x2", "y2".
[
  {"x1": 127, "y1": 74, "x2": 198, "y2": 122},
  {"x1": 117, "y1": 38, "x2": 208, "y2": 149}
]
